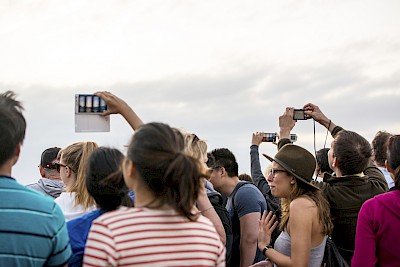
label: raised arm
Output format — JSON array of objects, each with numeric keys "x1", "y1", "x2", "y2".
[
  {"x1": 276, "y1": 107, "x2": 296, "y2": 150},
  {"x1": 251, "y1": 132, "x2": 271, "y2": 195},
  {"x1": 95, "y1": 91, "x2": 144, "y2": 131},
  {"x1": 303, "y1": 103, "x2": 337, "y2": 135}
]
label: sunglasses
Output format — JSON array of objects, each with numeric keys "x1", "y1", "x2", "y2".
[
  {"x1": 56, "y1": 163, "x2": 75, "y2": 173},
  {"x1": 192, "y1": 133, "x2": 199, "y2": 143}
]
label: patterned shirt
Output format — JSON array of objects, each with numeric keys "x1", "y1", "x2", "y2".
[
  {"x1": 83, "y1": 206, "x2": 225, "y2": 267},
  {"x1": 0, "y1": 176, "x2": 71, "y2": 266}
]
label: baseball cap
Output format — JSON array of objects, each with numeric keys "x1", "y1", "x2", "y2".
[{"x1": 40, "y1": 147, "x2": 61, "y2": 169}]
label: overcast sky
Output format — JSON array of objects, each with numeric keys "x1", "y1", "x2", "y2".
[{"x1": 1, "y1": 0, "x2": 399, "y2": 185}]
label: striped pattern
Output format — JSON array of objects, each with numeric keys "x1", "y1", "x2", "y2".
[
  {"x1": 83, "y1": 207, "x2": 225, "y2": 267},
  {"x1": 0, "y1": 176, "x2": 72, "y2": 267}
]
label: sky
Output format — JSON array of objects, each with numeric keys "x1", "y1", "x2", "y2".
[{"x1": 1, "y1": 0, "x2": 399, "y2": 185}]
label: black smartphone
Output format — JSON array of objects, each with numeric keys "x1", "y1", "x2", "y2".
[
  {"x1": 293, "y1": 109, "x2": 307, "y2": 120},
  {"x1": 77, "y1": 94, "x2": 107, "y2": 114},
  {"x1": 262, "y1": 132, "x2": 277, "y2": 142}
]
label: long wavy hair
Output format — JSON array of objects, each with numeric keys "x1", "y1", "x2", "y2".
[{"x1": 280, "y1": 181, "x2": 333, "y2": 236}]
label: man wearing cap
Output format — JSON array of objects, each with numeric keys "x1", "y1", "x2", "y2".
[
  {"x1": 27, "y1": 147, "x2": 65, "y2": 198},
  {"x1": 0, "y1": 91, "x2": 71, "y2": 266},
  {"x1": 208, "y1": 148, "x2": 267, "y2": 267},
  {"x1": 278, "y1": 105, "x2": 388, "y2": 265}
]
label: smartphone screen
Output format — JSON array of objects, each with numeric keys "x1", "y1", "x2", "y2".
[
  {"x1": 262, "y1": 132, "x2": 277, "y2": 142},
  {"x1": 76, "y1": 94, "x2": 107, "y2": 114}
]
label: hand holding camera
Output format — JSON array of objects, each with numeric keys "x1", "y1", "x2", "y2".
[
  {"x1": 279, "y1": 107, "x2": 296, "y2": 139},
  {"x1": 303, "y1": 103, "x2": 336, "y2": 130}
]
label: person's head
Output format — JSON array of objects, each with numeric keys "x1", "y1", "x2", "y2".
[
  {"x1": 58, "y1": 141, "x2": 98, "y2": 209},
  {"x1": 123, "y1": 122, "x2": 203, "y2": 221},
  {"x1": 263, "y1": 144, "x2": 318, "y2": 199},
  {"x1": 86, "y1": 147, "x2": 133, "y2": 212},
  {"x1": 329, "y1": 130, "x2": 372, "y2": 176},
  {"x1": 207, "y1": 148, "x2": 239, "y2": 191},
  {"x1": 263, "y1": 144, "x2": 332, "y2": 235},
  {"x1": 0, "y1": 91, "x2": 26, "y2": 168},
  {"x1": 238, "y1": 173, "x2": 253, "y2": 182},
  {"x1": 371, "y1": 130, "x2": 392, "y2": 167},
  {"x1": 39, "y1": 147, "x2": 61, "y2": 179},
  {"x1": 183, "y1": 132, "x2": 208, "y2": 165},
  {"x1": 386, "y1": 135, "x2": 400, "y2": 189},
  {"x1": 316, "y1": 148, "x2": 333, "y2": 177}
]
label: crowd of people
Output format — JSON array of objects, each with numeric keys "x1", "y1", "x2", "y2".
[{"x1": 0, "y1": 90, "x2": 398, "y2": 267}]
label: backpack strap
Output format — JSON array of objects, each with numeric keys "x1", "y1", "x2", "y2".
[{"x1": 231, "y1": 181, "x2": 252, "y2": 213}]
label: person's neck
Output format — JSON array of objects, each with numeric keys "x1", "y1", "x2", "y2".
[
  {"x1": 0, "y1": 162, "x2": 13, "y2": 177},
  {"x1": 45, "y1": 175, "x2": 62, "y2": 181},
  {"x1": 134, "y1": 186, "x2": 171, "y2": 210},
  {"x1": 224, "y1": 176, "x2": 240, "y2": 197}
]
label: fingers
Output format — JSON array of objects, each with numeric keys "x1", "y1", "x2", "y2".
[
  {"x1": 260, "y1": 210, "x2": 267, "y2": 223},
  {"x1": 270, "y1": 220, "x2": 279, "y2": 232},
  {"x1": 249, "y1": 261, "x2": 270, "y2": 267},
  {"x1": 252, "y1": 132, "x2": 264, "y2": 145}
]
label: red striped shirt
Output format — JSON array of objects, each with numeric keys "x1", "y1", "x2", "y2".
[{"x1": 83, "y1": 207, "x2": 225, "y2": 267}]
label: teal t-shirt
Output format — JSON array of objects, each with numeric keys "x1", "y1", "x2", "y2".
[{"x1": 0, "y1": 176, "x2": 72, "y2": 267}]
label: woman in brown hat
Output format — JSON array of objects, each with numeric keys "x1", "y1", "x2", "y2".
[{"x1": 251, "y1": 108, "x2": 333, "y2": 267}]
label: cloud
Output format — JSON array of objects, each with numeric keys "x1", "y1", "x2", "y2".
[{"x1": 1, "y1": 0, "x2": 399, "y2": 185}]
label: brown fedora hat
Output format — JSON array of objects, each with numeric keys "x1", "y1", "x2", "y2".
[{"x1": 263, "y1": 144, "x2": 319, "y2": 190}]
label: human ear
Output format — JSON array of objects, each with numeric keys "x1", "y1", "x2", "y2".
[
  {"x1": 123, "y1": 159, "x2": 136, "y2": 189},
  {"x1": 332, "y1": 158, "x2": 338, "y2": 168}
]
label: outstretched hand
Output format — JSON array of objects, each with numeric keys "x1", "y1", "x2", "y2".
[
  {"x1": 303, "y1": 103, "x2": 333, "y2": 130},
  {"x1": 279, "y1": 107, "x2": 296, "y2": 139},
  {"x1": 95, "y1": 91, "x2": 144, "y2": 130},
  {"x1": 257, "y1": 210, "x2": 278, "y2": 250},
  {"x1": 252, "y1": 132, "x2": 264, "y2": 146},
  {"x1": 95, "y1": 91, "x2": 130, "y2": 116}
]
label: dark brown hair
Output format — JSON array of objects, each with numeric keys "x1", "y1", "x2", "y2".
[
  {"x1": 334, "y1": 130, "x2": 371, "y2": 175},
  {"x1": 126, "y1": 122, "x2": 203, "y2": 221},
  {"x1": 0, "y1": 91, "x2": 26, "y2": 166},
  {"x1": 387, "y1": 135, "x2": 400, "y2": 189},
  {"x1": 86, "y1": 147, "x2": 133, "y2": 211},
  {"x1": 371, "y1": 131, "x2": 392, "y2": 166}
]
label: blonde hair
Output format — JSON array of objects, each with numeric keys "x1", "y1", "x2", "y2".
[
  {"x1": 183, "y1": 133, "x2": 207, "y2": 160},
  {"x1": 182, "y1": 132, "x2": 210, "y2": 177},
  {"x1": 280, "y1": 181, "x2": 333, "y2": 236},
  {"x1": 60, "y1": 141, "x2": 98, "y2": 209},
  {"x1": 264, "y1": 163, "x2": 273, "y2": 178}
]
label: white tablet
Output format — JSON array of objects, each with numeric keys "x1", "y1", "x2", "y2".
[{"x1": 74, "y1": 94, "x2": 110, "y2": 132}]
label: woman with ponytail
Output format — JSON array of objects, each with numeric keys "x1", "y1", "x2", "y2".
[
  {"x1": 55, "y1": 141, "x2": 98, "y2": 220},
  {"x1": 83, "y1": 122, "x2": 225, "y2": 267},
  {"x1": 67, "y1": 147, "x2": 133, "y2": 267},
  {"x1": 352, "y1": 134, "x2": 400, "y2": 266}
]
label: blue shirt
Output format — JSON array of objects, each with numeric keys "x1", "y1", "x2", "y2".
[
  {"x1": 67, "y1": 209, "x2": 105, "y2": 267},
  {"x1": 227, "y1": 182, "x2": 267, "y2": 267},
  {"x1": 0, "y1": 176, "x2": 72, "y2": 267}
]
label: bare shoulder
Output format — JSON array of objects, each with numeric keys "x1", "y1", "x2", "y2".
[{"x1": 289, "y1": 196, "x2": 316, "y2": 211}]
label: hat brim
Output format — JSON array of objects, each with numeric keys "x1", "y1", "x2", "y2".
[{"x1": 262, "y1": 153, "x2": 320, "y2": 190}]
